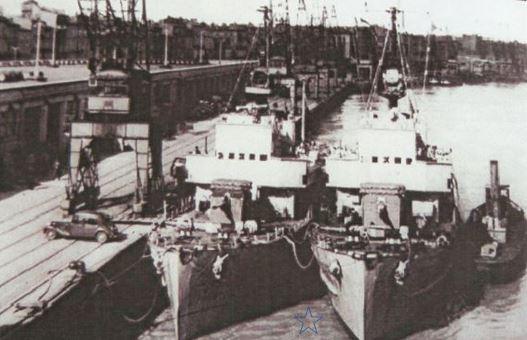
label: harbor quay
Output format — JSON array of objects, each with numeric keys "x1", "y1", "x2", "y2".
[{"x1": 0, "y1": 61, "x2": 254, "y2": 189}]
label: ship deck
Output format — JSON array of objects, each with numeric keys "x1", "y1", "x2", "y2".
[{"x1": 0, "y1": 120, "x2": 216, "y2": 337}]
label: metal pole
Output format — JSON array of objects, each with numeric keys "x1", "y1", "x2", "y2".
[
  {"x1": 301, "y1": 81, "x2": 306, "y2": 141},
  {"x1": 489, "y1": 160, "x2": 500, "y2": 219},
  {"x1": 164, "y1": 25, "x2": 169, "y2": 66},
  {"x1": 51, "y1": 25, "x2": 57, "y2": 66},
  {"x1": 199, "y1": 31, "x2": 204, "y2": 64},
  {"x1": 205, "y1": 136, "x2": 208, "y2": 154},
  {"x1": 34, "y1": 20, "x2": 42, "y2": 76},
  {"x1": 219, "y1": 40, "x2": 223, "y2": 65},
  {"x1": 423, "y1": 32, "x2": 431, "y2": 92}
]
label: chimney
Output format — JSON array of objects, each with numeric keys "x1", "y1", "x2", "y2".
[{"x1": 488, "y1": 160, "x2": 500, "y2": 218}]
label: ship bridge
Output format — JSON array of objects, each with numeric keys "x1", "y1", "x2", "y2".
[
  {"x1": 185, "y1": 110, "x2": 312, "y2": 189},
  {"x1": 325, "y1": 108, "x2": 453, "y2": 193}
]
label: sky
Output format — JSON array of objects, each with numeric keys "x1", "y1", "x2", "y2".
[{"x1": 1, "y1": 0, "x2": 527, "y2": 42}]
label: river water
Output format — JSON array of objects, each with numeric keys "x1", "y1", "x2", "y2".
[{"x1": 143, "y1": 83, "x2": 527, "y2": 339}]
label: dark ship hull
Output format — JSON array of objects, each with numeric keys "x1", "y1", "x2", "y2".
[
  {"x1": 150, "y1": 223, "x2": 325, "y2": 340},
  {"x1": 312, "y1": 231, "x2": 481, "y2": 340},
  {"x1": 469, "y1": 161, "x2": 527, "y2": 284},
  {"x1": 472, "y1": 202, "x2": 527, "y2": 283}
]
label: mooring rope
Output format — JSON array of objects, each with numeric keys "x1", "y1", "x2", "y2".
[
  {"x1": 121, "y1": 286, "x2": 160, "y2": 324},
  {"x1": 283, "y1": 235, "x2": 315, "y2": 270}
]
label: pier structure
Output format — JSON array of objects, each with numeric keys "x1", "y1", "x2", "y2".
[{"x1": 0, "y1": 61, "x2": 255, "y2": 184}]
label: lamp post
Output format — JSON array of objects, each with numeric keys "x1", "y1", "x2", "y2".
[
  {"x1": 51, "y1": 25, "x2": 57, "y2": 66},
  {"x1": 219, "y1": 39, "x2": 223, "y2": 65},
  {"x1": 164, "y1": 23, "x2": 170, "y2": 67},
  {"x1": 34, "y1": 20, "x2": 42, "y2": 76},
  {"x1": 199, "y1": 30, "x2": 204, "y2": 64}
]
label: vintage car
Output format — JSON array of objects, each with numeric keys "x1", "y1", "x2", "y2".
[{"x1": 44, "y1": 211, "x2": 119, "y2": 243}]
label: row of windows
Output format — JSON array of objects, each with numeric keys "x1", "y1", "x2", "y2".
[
  {"x1": 371, "y1": 156, "x2": 413, "y2": 165},
  {"x1": 217, "y1": 152, "x2": 268, "y2": 161}
]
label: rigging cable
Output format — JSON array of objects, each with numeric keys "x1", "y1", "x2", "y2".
[
  {"x1": 366, "y1": 31, "x2": 390, "y2": 111},
  {"x1": 226, "y1": 27, "x2": 261, "y2": 109}
]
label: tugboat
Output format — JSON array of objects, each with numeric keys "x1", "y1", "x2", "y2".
[
  {"x1": 148, "y1": 96, "x2": 327, "y2": 339},
  {"x1": 311, "y1": 8, "x2": 481, "y2": 340},
  {"x1": 469, "y1": 160, "x2": 527, "y2": 283}
]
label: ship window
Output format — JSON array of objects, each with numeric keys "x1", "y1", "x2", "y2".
[
  {"x1": 260, "y1": 154, "x2": 268, "y2": 161},
  {"x1": 249, "y1": 154, "x2": 256, "y2": 160},
  {"x1": 228, "y1": 153, "x2": 235, "y2": 159},
  {"x1": 218, "y1": 152, "x2": 224, "y2": 159},
  {"x1": 239, "y1": 153, "x2": 245, "y2": 160},
  {"x1": 383, "y1": 157, "x2": 390, "y2": 163},
  {"x1": 372, "y1": 156, "x2": 378, "y2": 163},
  {"x1": 406, "y1": 158, "x2": 412, "y2": 165},
  {"x1": 395, "y1": 157, "x2": 402, "y2": 164}
]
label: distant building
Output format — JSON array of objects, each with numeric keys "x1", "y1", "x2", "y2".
[{"x1": 0, "y1": 16, "x2": 18, "y2": 59}]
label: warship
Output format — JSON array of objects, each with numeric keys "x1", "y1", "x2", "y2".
[
  {"x1": 469, "y1": 161, "x2": 527, "y2": 283},
  {"x1": 145, "y1": 5, "x2": 348, "y2": 337},
  {"x1": 147, "y1": 99, "x2": 329, "y2": 339},
  {"x1": 311, "y1": 8, "x2": 481, "y2": 340}
]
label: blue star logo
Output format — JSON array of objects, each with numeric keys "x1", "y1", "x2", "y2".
[{"x1": 295, "y1": 306, "x2": 323, "y2": 335}]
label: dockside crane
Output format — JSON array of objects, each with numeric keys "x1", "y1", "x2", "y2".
[{"x1": 63, "y1": 0, "x2": 163, "y2": 216}]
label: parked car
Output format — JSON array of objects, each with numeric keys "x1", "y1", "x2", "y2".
[{"x1": 44, "y1": 211, "x2": 119, "y2": 243}]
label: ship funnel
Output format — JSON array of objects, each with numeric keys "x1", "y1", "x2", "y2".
[{"x1": 488, "y1": 160, "x2": 501, "y2": 218}]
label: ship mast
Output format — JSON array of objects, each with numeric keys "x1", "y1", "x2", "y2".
[
  {"x1": 258, "y1": 1, "x2": 273, "y2": 69},
  {"x1": 366, "y1": 7, "x2": 415, "y2": 111}
]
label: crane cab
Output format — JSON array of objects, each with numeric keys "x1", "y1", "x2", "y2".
[
  {"x1": 88, "y1": 70, "x2": 130, "y2": 115},
  {"x1": 87, "y1": 68, "x2": 152, "y2": 121}
]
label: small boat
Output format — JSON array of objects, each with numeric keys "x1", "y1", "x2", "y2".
[{"x1": 469, "y1": 160, "x2": 527, "y2": 283}]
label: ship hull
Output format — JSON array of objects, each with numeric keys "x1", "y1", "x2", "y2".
[
  {"x1": 475, "y1": 219, "x2": 527, "y2": 283},
  {"x1": 154, "y1": 226, "x2": 325, "y2": 339},
  {"x1": 313, "y1": 241, "x2": 480, "y2": 340}
]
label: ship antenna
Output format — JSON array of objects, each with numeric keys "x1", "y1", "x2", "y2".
[
  {"x1": 394, "y1": 12, "x2": 417, "y2": 116},
  {"x1": 422, "y1": 12, "x2": 433, "y2": 92}
]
